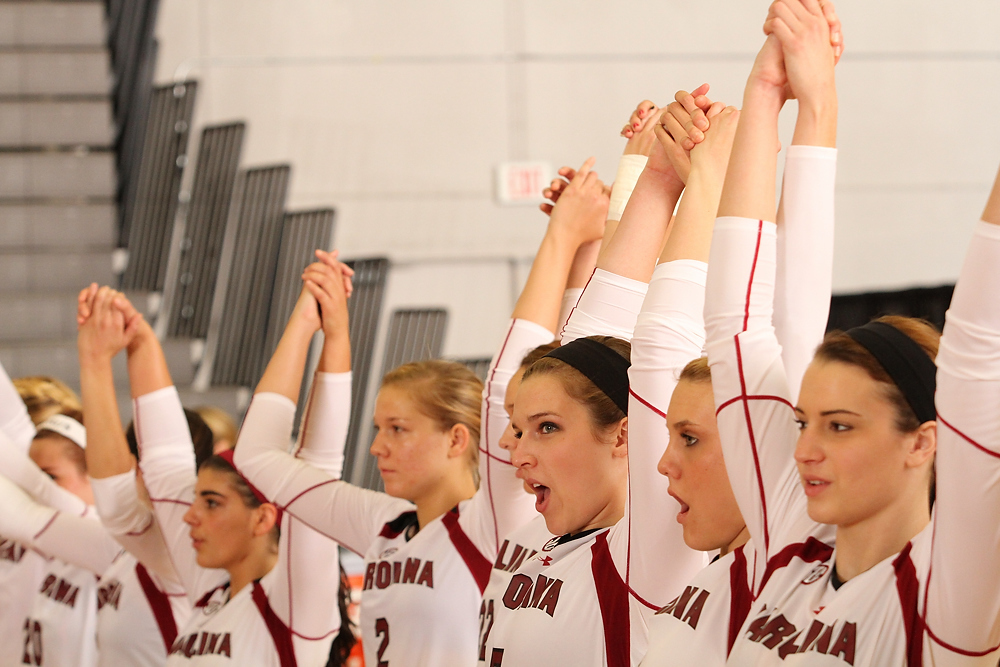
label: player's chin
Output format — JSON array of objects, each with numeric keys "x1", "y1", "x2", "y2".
[{"x1": 804, "y1": 496, "x2": 840, "y2": 526}]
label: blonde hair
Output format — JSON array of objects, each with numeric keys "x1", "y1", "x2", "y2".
[
  {"x1": 195, "y1": 405, "x2": 238, "y2": 450},
  {"x1": 15, "y1": 376, "x2": 82, "y2": 426},
  {"x1": 679, "y1": 356, "x2": 711, "y2": 384},
  {"x1": 381, "y1": 360, "x2": 484, "y2": 486}
]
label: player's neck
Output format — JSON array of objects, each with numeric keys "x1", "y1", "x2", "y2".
[
  {"x1": 720, "y1": 525, "x2": 750, "y2": 557},
  {"x1": 833, "y1": 487, "x2": 930, "y2": 583},
  {"x1": 227, "y1": 541, "x2": 279, "y2": 598},
  {"x1": 414, "y1": 472, "x2": 476, "y2": 530}
]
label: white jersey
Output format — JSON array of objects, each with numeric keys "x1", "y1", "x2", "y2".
[
  {"x1": 1, "y1": 540, "x2": 44, "y2": 666},
  {"x1": 97, "y1": 552, "x2": 188, "y2": 667},
  {"x1": 21, "y1": 558, "x2": 99, "y2": 667},
  {"x1": 234, "y1": 320, "x2": 552, "y2": 667},
  {"x1": 641, "y1": 145, "x2": 839, "y2": 667},
  {"x1": 135, "y1": 382, "x2": 343, "y2": 666},
  {"x1": 0, "y1": 364, "x2": 42, "y2": 666},
  {"x1": 705, "y1": 217, "x2": 1000, "y2": 665},
  {"x1": 482, "y1": 265, "x2": 709, "y2": 666}
]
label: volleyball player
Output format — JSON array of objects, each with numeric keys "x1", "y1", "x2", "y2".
[
  {"x1": 706, "y1": 0, "x2": 1000, "y2": 662},
  {"x1": 82, "y1": 275, "x2": 345, "y2": 665},
  {"x1": 476, "y1": 89, "x2": 744, "y2": 664}
]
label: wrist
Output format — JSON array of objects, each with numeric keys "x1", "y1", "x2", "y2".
[
  {"x1": 79, "y1": 348, "x2": 116, "y2": 369},
  {"x1": 743, "y1": 80, "x2": 786, "y2": 109}
]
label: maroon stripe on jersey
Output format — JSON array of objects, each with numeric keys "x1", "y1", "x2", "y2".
[
  {"x1": 135, "y1": 562, "x2": 179, "y2": 652},
  {"x1": 380, "y1": 511, "x2": 418, "y2": 539},
  {"x1": 734, "y1": 336, "x2": 771, "y2": 552},
  {"x1": 442, "y1": 507, "x2": 492, "y2": 594},
  {"x1": 251, "y1": 581, "x2": 298, "y2": 667},
  {"x1": 716, "y1": 394, "x2": 795, "y2": 414},
  {"x1": 195, "y1": 584, "x2": 226, "y2": 608},
  {"x1": 629, "y1": 388, "x2": 665, "y2": 418},
  {"x1": 728, "y1": 545, "x2": 752, "y2": 657},
  {"x1": 892, "y1": 543, "x2": 924, "y2": 667},
  {"x1": 592, "y1": 532, "x2": 630, "y2": 667},
  {"x1": 938, "y1": 415, "x2": 1000, "y2": 459},
  {"x1": 479, "y1": 448, "x2": 514, "y2": 465},
  {"x1": 150, "y1": 497, "x2": 192, "y2": 508},
  {"x1": 926, "y1": 626, "x2": 1000, "y2": 656},
  {"x1": 758, "y1": 537, "x2": 833, "y2": 594},
  {"x1": 742, "y1": 220, "x2": 765, "y2": 333},
  {"x1": 32, "y1": 512, "x2": 59, "y2": 540}
]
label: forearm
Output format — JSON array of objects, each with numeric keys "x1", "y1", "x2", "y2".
[
  {"x1": 256, "y1": 318, "x2": 316, "y2": 402},
  {"x1": 659, "y1": 168, "x2": 725, "y2": 264},
  {"x1": 717, "y1": 86, "x2": 783, "y2": 222},
  {"x1": 317, "y1": 325, "x2": 351, "y2": 374},
  {"x1": 599, "y1": 167, "x2": 683, "y2": 281},
  {"x1": 791, "y1": 88, "x2": 837, "y2": 148},
  {"x1": 511, "y1": 228, "x2": 580, "y2": 333},
  {"x1": 126, "y1": 327, "x2": 173, "y2": 399},
  {"x1": 80, "y1": 355, "x2": 133, "y2": 478}
]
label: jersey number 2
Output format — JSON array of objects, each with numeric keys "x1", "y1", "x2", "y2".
[
  {"x1": 374, "y1": 617, "x2": 390, "y2": 667},
  {"x1": 22, "y1": 619, "x2": 42, "y2": 666}
]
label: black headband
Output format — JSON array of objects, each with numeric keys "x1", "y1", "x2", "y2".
[
  {"x1": 543, "y1": 338, "x2": 631, "y2": 415},
  {"x1": 845, "y1": 321, "x2": 937, "y2": 424}
]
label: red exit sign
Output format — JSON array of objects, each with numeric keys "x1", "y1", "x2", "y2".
[{"x1": 495, "y1": 161, "x2": 552, "y2": 205}]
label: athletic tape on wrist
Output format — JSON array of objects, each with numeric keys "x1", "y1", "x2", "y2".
[
  {"x1": 845, "y1": 321, "x2": 937, "y2": 424},
  {"x1": 543, "y1": 338, "x2": 631, "y2": 415},
  {"x1": 608, "y1": 154, "x2": 648, "y2": 221},
  {"x1": 36, "y1": 414, "x2": 87, "y2": 449}
]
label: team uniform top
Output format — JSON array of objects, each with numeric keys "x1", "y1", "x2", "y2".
[
  {"x1": 705, "y1": 212, "x2": 1000, "y2": 664},
  {"x1": 234, "y1": 318, "x2": 553, "y2": 667},
  {"x1": 480, "y1": 261, "x2": 710, "y2": 667},
  {"x1": 0, "y1": 411, "x2": 190, "y2": 667},
  {"x1": 131, "y1": 381, "x2": 343, "y2": 666},
  {"x1": 0, "y1": 363, "x2": 45, "y2": 667},
  {"x1": 92, "y1": 469, "x2": 195, "y2": 665},
  {"x1": 642, "y1": 146, "x2": 839, "y2": 666}
]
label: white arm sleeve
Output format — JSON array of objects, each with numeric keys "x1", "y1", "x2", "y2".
[
  {"x1": 611, "y1": 260, "x2": 710, "y2": 612},
  {"x1": 704, "y1": 217, "x2": 808, "y2": 587},
  {"x1": 0, "y1": 429, "x2": 89, "y2": 517},
  {"x1": 91, "y1": 471, "x2": 183, "y2": 586},
  {"x1": 0, "y1": 474, "x2": 120, "y2": 575},
  {"x1": 927, "y1": 220, "x2": 1000, "y2": 655},
  {"x1": 233, "y1": 390, "x2": 411, "y2": 560},
  {"x1": 773, "y1": 146, "x2": 837, "y2": 402},
  {"x1": 459, "y1": 319, "x2": 555, "y2": 561},
  {"x1": 136, "y1": 386, "x2": 227, "y2": 600},
  {"x1": 557, "y1": 288, "x2": 584, "y2": 336},
  {"x1": 0, "y1": 362, "x2": 35, "y2": 450},
  {"x1": 560, "y1": 268, "x2": 648, "y2": 344},
  {"x1": 257, "y1": 373, "x2": 347, "y2": 639}
]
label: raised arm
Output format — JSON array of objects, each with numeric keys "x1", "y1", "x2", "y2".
[
  {"x1": 77, "y1": 287, "x2": 187, "y2": 584},
  {"x1": 0, "y1": 473, "x2": 120, "y2": 575},
  {"x1": 243, "y1": 253, "x2": 350, "y2": 641},
  {"x1": 769, "y1": 0, "x2": 840, "y2": 400},
  {"x1": 234, "y1": 254, "x2": 411, "y2": 559},
  {"x1": 927, "y1": 163, "x2": 1000, "y2": 658},
  {"x1": 470, "y1": 163, "x2": 607, "y2": 554},
  {"x1": 614, "y1": 102, "x2": 740, "y2": 610},
  {"x1": 0, "y1": 361, "x2": 34, "y2": 449},
  {"x1": 706, "y1": 1, "x2": 839, "y2": 574}
]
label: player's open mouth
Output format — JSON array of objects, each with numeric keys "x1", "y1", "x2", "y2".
[
  {"x1": 526, "y1": 481, "x2": 551, "y2": 513},
  {"x1": 668, "y1": 489, "x2": 690, "y2": 523}
]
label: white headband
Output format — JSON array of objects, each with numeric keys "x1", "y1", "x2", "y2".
[{"x1": 37, "y1": 415, "x2": 87, "y2": 449}]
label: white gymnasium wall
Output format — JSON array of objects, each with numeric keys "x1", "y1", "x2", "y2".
[{"x1": 154, "y1": 0, "x2": 1000, "y2": 360}]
